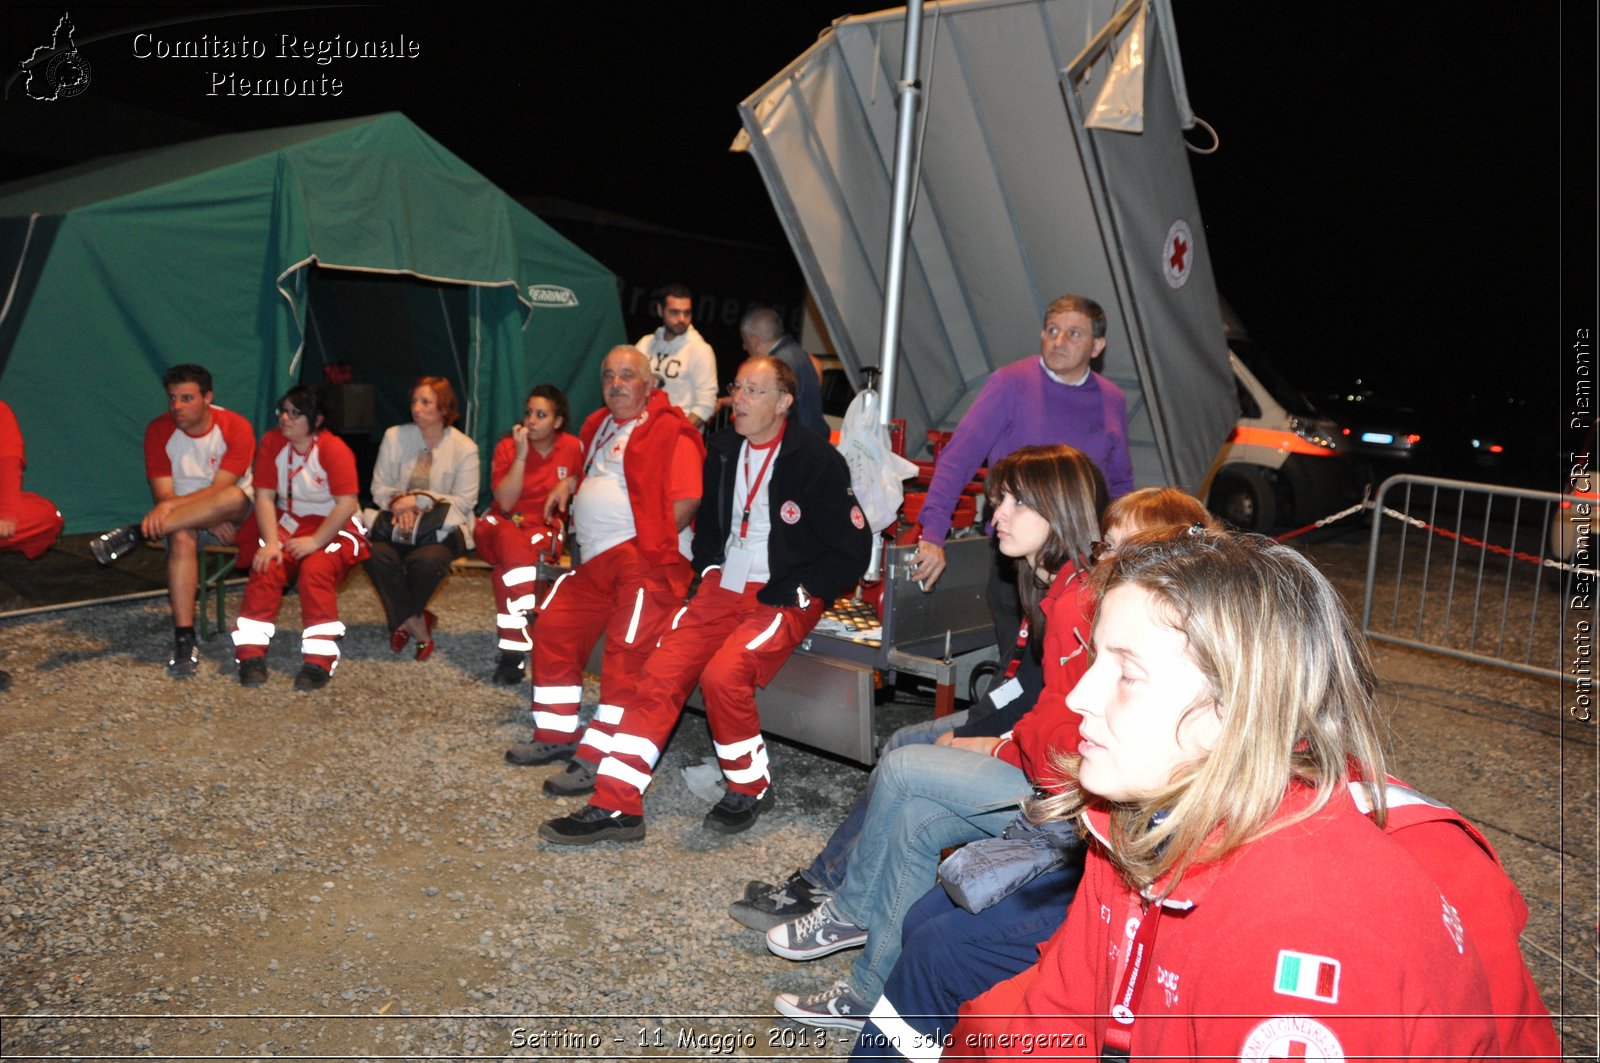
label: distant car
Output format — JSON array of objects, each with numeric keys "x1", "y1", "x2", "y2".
[{"x1": 1319, "y1": 388, "x2": 1426, "y2": 476}]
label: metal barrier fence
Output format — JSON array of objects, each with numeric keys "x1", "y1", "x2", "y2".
[{"x1": 1362, "y1": 474, "x2": 1595, "y2": 686}]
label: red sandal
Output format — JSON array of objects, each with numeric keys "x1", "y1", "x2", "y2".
[{"x1": 415, "y1": 610, "x2": 437, "y2": 662}]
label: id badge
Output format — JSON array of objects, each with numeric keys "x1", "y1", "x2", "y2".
[
  {"x1": 720, "y1": 545, "x2": 756, "y2": 593},
  {"x1": 278, "y1": 513, "x2": 301, "y2": 537},
  {"x1": 989, "y1": 676, "x2": 1023, "y2": 708}
]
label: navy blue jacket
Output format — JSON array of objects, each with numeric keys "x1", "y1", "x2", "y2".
[{"x1": 692, "y1": 423, "x2": 871, "y2": 607}]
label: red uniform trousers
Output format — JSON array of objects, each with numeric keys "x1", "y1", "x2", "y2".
[
  {"x1": 232, "y1": 521, "x2": 369, "y2": 674},
  {"x1": 473, "y1": 512, "x2": 563, "y2": 654},
  {"x1": 591, "y1": 570, "x2": 824, "y2": 817},
  {"x1": 0, "y1": 493, "x2": 64, "y2": 560},
  {"x1": 529, "y1": 539, "x2": 689, "y2": 762}
]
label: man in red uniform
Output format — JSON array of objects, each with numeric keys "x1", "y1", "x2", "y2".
[
  {"x1": 539, "y1": 356, "x2": 871, "y2": 844},
  {"x1": 504, "y1": 347, "x2": 705, "y2": 776},
  {"x1": 92, "y1": 365, "x2": 255, "y2": 678},
  {"x1": 0, "y1": 399, "x2": 65, "y2": 691}
]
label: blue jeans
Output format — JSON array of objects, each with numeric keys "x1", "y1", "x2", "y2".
[
  {"x1": 851, "y1": 861, "x2": 1085, "y2": 1059},
  {"x1": 802, "y1": 710, "x2": 970, "y2": 892},
  {"x1": 829, "y1": 743, "x2": 1030, "y2": 1002}
]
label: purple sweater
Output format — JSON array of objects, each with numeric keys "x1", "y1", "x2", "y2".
[{"x1": 918, "y1": 358, "x2": 1132, "y2": 545}]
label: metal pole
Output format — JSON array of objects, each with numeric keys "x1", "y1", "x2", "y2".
[
  {"x1": 867, "y1": 0, "x2": 924, "y2": 582},
  {"x1": 875, "y1": 0, "x2": 924, "y2": 431}
]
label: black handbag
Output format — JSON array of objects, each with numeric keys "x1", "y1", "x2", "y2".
[{"x1": 370, "y1": 503, "x2": 448, "y2": 545}]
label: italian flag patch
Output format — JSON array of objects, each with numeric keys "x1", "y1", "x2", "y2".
[{"x1": 1274, "y1": 950, "x2": 1340, "y2": 1004}]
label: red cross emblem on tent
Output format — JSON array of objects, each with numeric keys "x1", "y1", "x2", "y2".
[{"x1": 1162, "y1": 219, "x2": 1194, "y2": 290}]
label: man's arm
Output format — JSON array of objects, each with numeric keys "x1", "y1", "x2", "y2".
[
  {"x1": 141, "y1": 471, "x2": 244, "y2": 538},
  {"x1": 911, "y1": 374, "x2": 1012, "y2": 588},
  {"x1": 669, "y1": 431, "x2": 704, "y2": 532},
  {"x1": 673, "y1": 496, "x2": 698, "y2": 532},
  {"x1": 684, "y1": 341, "x2": 719, "y2": 427}
]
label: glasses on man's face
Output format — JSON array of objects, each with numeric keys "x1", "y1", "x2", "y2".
[
  {"x1": 727, "y1": 381, "x2": 782, "y2": 399},
  {"x1": 276, "y1": 405, "x2": 307, "y2": 419}
]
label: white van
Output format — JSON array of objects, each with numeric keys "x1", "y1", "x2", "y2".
[{"x1": 1200, "y1": 329, "x2": 1368, "y2": 532}]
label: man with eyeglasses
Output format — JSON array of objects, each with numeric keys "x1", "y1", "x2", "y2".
[
  {"x1": 539, "y1": 355, "x2": 871, "y2": 844},
  {"x1": 739, "y1": 307, "x2": 827, "y2": 438},
  {"x1": 91, "y1": 364, "x2": 254, "y2": 678},
  {"x1": 505, "y1": 347, "x2": 705, "y2": 783},
  {"x1": 906, "y1": 294, "x2": 1132, "y2": 720}
]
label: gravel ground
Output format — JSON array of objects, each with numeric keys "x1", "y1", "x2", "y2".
[{"x1": 0, "y1": 539, "x2": 1592, "y2": 1060}]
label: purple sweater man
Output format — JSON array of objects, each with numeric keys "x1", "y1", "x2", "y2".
[{"x1": 910, "y1": 294, "x2": 1132, "y2": 589}]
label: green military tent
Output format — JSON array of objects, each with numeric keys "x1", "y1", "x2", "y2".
[{"x1": 0, "y1": 112, "x2": 620, "y2": 532}]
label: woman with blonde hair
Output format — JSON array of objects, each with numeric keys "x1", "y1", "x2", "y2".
[
  {"x1": 950, "y1": 530, "x2": 1559, "y2": 1059},
  {"x1": 855, "y1": 488, "x2": 1215, "y2": 1058}
]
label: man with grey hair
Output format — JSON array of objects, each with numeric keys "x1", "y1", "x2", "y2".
[
  {"x1": 740, "y1": 307, "x2": 827, "y2": 437},
  {"x1": 505, "y1": 346, "x2": 706, "y2": 780}
]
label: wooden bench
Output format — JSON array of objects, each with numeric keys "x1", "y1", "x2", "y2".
[{"x1": 147, "y1": 539, "x2": 241, "y2": 640}]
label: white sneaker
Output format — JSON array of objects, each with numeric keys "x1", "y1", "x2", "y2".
[
  {"x1": 774, "y1": 980, "x2": 871, "y2": 1030},
  {"x1": 766, "y1": 897, "x2": 867, "y2": 960}
]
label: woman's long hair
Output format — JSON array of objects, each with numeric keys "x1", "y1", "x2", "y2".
[
  {"x1": 1034, "y1": 530, "x2": 1387, "y2": 893},
  {"x1": 984, "y1": 445, "x2": 1108, "y2": 646}
]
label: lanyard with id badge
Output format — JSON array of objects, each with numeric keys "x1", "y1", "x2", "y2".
[{"x1": 720, "y1": 430, "x2": 782, "y2": 593}]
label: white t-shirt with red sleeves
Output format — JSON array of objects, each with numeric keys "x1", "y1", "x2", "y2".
[
  {"x1": 143, "y1": 406, "x2": 255, "y2": 497},
  {"x1": 253, "y1": 428, "x2": 358, "y2": 522}
]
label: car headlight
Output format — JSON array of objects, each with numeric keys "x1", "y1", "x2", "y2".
[{"x1": 1289, "y1": 416, "x2": 1340, "y2": 452}]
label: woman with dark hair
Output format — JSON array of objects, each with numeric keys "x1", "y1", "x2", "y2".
[
  {"x1": 767, "y1": 444, "x2": 1106, "y2": 1030},
  {"x1": 950, "y1": 531, "x2": 1560, "y2": 1060},
  {"x1": 231, "y1": 384, "x2": 369, "y2": 691},
  {"x1": 365, "y1": 376, "x2": 480, "y2": 661},
  {"x1": 474, "y1": 385, "x2": 582, "y2": 685}
]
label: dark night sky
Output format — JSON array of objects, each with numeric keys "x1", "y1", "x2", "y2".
[{"x1": 3, "y1": 2, "x2": 1592, "y2": 473}]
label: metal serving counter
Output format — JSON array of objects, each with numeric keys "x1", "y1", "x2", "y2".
[{"x1": 683, "y1": 535, "x2": 999, "y2": 765}]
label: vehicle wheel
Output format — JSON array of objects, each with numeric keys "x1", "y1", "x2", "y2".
[{"x1": 1209, "y1": 469, "x2": 1278, "y2": 531}]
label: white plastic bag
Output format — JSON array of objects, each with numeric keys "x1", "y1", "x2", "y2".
[{"x1": 836, "y1": 388, "x2": 918, "y2": 534}]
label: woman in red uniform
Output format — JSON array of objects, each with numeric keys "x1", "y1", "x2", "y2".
[
  {"x1": 474, "y1": 385, "x2": 583, "y2": 685},
  {"x1": 231, "y1": 385, "x2": 369, "y2": 692},
  {"x1": 950, "y1": 530, "x2": 1560, "y2": 1060}
]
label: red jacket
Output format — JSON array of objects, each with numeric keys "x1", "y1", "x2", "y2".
[
  {"x1": 992, "y1": 565, "x2": 1093, "y2": 789},
  {"x1": 952, "y1": 780, "x2": 1560, "y2": 1061},
  {"x1": 577, "y1": 391, "x2": 704, "y2": 578}
]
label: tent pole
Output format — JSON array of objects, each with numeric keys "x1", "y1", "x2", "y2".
[{"x1": 868, "y1": 0, "x2": 924, "y2": 582}]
